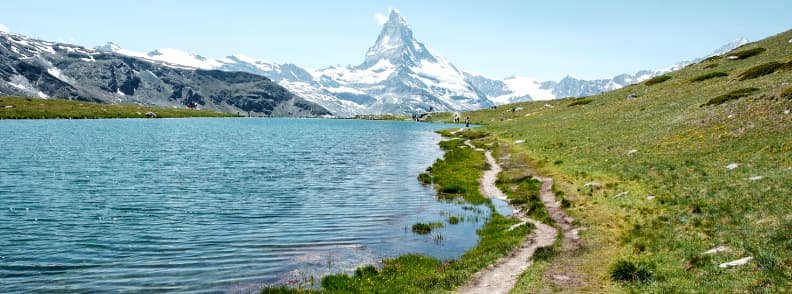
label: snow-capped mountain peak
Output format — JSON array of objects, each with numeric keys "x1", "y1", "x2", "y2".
[
  {"x1": 361, "y1": 9, "x2": 437, "y2": 69},
  {"x1": 95, "y1": 42, "x2": 121, "y2": 53},
  {"x1": 707, "y1": 37, "x2": 749, "y2": 57}
]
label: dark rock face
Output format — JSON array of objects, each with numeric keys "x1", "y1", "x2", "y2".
[{"x1": 0, "y1": 32, "x2": 330, "y2": 117}]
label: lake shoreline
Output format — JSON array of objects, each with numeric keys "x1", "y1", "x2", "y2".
[{"x1": 261, "y1": 128, "x2": 535, "y2": 293}]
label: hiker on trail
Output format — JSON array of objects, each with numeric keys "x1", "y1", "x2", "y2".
[{"x1": 465, "y1": 116, "x2": 470, "y2": 128}]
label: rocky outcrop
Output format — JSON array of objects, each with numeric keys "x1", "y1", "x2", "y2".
[{"x1": 0, "y1": 32, "x2": 330, "y2": 117}]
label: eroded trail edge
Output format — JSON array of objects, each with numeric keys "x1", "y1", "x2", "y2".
[{"x1": 456, "y1": 143, "x2": 557, "y2": 294}]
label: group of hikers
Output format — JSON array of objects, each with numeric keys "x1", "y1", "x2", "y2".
[
  {"x1": 412, "y1": 111, "x2": 470, "y2": 127},
  {"x1": 453, "y1": 112, "x2": 470, "y2": 127}
]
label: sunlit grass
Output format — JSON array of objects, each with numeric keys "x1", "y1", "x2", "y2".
[{"x1": 0, "y1": 96, "x2": 234, "y2": 119}]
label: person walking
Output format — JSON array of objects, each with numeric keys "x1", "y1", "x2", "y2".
[{"x1": 465, "y1": 116, "x2": 470, "y2": 128}]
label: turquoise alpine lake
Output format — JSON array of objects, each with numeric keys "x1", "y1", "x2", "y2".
[{"x1": 0, "y1": 118, "x2": 489, "y2": 293}]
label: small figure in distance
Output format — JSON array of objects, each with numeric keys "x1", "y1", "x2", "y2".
[{"x1": 465, "y1": 116, "x2": 470, "y2": 128}]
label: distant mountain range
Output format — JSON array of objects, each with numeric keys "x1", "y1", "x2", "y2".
[
  {"x1": 0, "y1": 32, "x2": 330, "y2": 117},
  {"x1": 0, "y1": 10, "x2": 749, "y2": 116},
  {"x1": 466, "y1": 37, "x2": 749, "y2": 104}
]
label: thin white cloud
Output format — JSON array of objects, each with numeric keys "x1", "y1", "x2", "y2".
[
  {"x1": 374, "y1": 6, "x2": 398, "y2": 26},
  {"x1": 374, "y1": 13, "x2": 388, "y2": 25},
  {"x1": 0, "y1": 24, "x2": 10, "y2": 33}
]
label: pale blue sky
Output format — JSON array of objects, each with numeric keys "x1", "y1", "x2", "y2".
[{"x1": 2, "y1": 0, "x2": 790, "y2": 80}]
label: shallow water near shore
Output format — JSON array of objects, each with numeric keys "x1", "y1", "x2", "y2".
[{"x1": 0, "y1": 118, "x2": 488, "y2": 293}]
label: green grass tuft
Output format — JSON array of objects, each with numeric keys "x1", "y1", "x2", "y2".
[
  {"x1": 0, "y1": 96, "x2": 234, "y2": 119},
  {"x1": 417, "y1": 172, "x2": 433, "y2": 185},
  {"x1": 689, "y1": 71, "x2": 729, "y2": 82},
  {"x1": 354, "y1": 265, "x2": 379, "y2": 278},
  {"x1": 567, "y1": 98, "x2": 593, "y2": 107},
  {"x1": 702, "y1": 87, "x2": 760, "y2": 106},
  {"x1": 609, "y1": 259, "x2": 652, "y2": 282},
  {"x1": 780, "y1": 86, "x2": 792, "y2": 100},
  {"x1": 448, "y1": 216, "x2": 461, "y2": 224},
  {"x1": 260, "y1": 287, "x2": 314, "y2": 294},
  {"x1": 533, "y1": 246, "x2": 558, "y2": 261},
  {"x1": 781, "y1": 60, "x2": 792, "y2": 72},
  {"x1": 412, "y1": 222, "x2": 444, "y2": 234},
  {"x1": 739, "y1": 62, "x2": 783, "y2": 80},
  {"x1": 729, "y1": 47, "x2": 766, "y2": 60},
  {"x1": 644, "y1": 75, "x2": 672, "y2": 86}
]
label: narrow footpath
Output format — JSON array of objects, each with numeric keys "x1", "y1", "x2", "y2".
[{"x1": 456, "y1": 141, "x2": 557, "y2": 294}]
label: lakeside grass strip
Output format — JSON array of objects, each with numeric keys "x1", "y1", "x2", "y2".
[
  {"x1": 0, "y1": 96, "x2": 234, "y2": 119},
  {"x1": 261, "y1": 131, "x2": 533, "y2": 293}
]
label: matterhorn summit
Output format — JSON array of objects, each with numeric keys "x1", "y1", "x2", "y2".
[
  {"x1": 360, "y1": 10, "x2": 438, "y2": 69},
  {"x1": 312, "y1": 9, "x2": 492, "y2": 114}
]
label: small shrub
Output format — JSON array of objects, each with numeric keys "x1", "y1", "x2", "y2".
[
  {"x1": 729, "y1": 47, "x2": 766, "y2": 60},
  {"x1": 568, "y1": 98, "x2": 592, "y2": 107},
  {"x1": 417, "y1": 173, "x2": 433, "y2": 185},
  {"x1": 686, "y1": 254, "x2": 711, "y2": 270},
  {"x1": 782, "y1": 60, "x2": 792, "y2": 71},
  {"x1": 689, "y1": 72, "x2": 728, "y2": 82},
  {"x1": 644, "y1": 75, "x2": 672, "y2": 86},
  {"x1": 702, "y1": 87, "x2": 760, "y2": 106},
  {"x1": 439, "y1": 185, "x2": 465, "y2": 194},
  {"x1": 609, "y1": 259, "x2": 652, "y2": 282},
  {"x1": 553, "y1": 159, "x2": 564, "y2": 165},
  {"x1": 534, "y1": 246, "x2": 558, "y2": 261},
  {"x1": 739, "y1": 62, "x2": 782, "y2": 80},
  {"x1": 321, "y1": 274, "x2": 352, "y2": 290},
  {"x1": 780, "y1": 86, "x2": 792, "y2": 100},
  {"x1": 354, "y1": 265, "x2": 378, "y2": 278},
  {"x1": 702, "y1": 55, "x2": 721, "y2": 63},
  {"x1": 448, "y1": 216, "x2": 461, "y2": 224},
  {"x1": 560, "y1": 198, "x2": 571, "y2": 208}
]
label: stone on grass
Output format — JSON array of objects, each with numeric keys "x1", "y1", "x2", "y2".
[
  {"x1": 614, "y1": 192, "x2": 629, "y2": 197},
  {"x1": 514, "y1": 140, "x2": 525, "y2": 144},
  {"x1": 543, "y1": 104, "x2": 554, "y2": 108},
  {"x1": 719, "y1": 257, "x2": 753, "y2": 268},
  {"x1": 627, "y1": 149, "x2": 638, "y2": 155},
  {"x1": 583, "y1": 181, "x2": 602, "y2": 188},
  {"x1": 726, "y1": 163, "x2": 739, "y2": 170},
  {"x1": 748, "y1": 176, "x2": 764, "y2": 181},
  {"x1": 703, "y1": 245, "x2": 731, "y2": 255}
]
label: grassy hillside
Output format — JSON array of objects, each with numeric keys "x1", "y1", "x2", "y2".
[
  {"x1": 431, "y1": 29, "x2": 791, "y2": 292},
  {"x1": 0, "y1": 96, "x2": 235, "y2": 119}
]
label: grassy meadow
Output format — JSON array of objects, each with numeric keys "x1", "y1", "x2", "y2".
[
  {"x1": 428, "y1": 29, "x2": 792, "y2": 292},
  {"x1": 0, "y1": 96, "x2": 235, "y2": 119}
]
